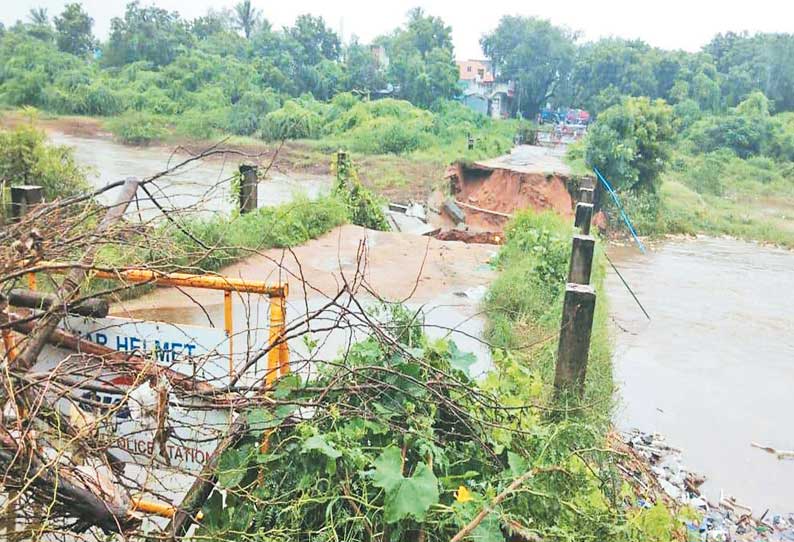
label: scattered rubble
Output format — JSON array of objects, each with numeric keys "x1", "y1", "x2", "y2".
[{"x1": 621, "y1": 430, "x2": 794, "y2": 542}]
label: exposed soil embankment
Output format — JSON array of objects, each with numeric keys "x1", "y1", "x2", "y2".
[{"x1": 444, "y1": 161, "x2": 574, "y2": 231}]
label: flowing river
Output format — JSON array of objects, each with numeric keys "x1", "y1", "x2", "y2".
[
  {"x1": 608, "y1": 237, "x2": 794, "y2": 513},
  {"x1": 48, "y1": 130, "x2": 332, "y2": 217}
]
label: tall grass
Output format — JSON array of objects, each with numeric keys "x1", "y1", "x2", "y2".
[
  {"x1": 90, "y1": 195, "x2": 348, "y2": 298},
  {"x1": 484, "y1": 210, "x2": 614, "y2": 417}
]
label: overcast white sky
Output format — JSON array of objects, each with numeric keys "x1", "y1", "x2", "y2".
[{"x1": 2, "y1": 0, "x2": 792, "y2": 58}]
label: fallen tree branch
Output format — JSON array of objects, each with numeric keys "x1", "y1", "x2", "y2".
[
  {"x1": 164, "y1": 416, "x2": 249, "y2": 540},
  {"x1": 0, "y1": 430, "x2": 137, "y2": 534},
  {"x1": 751, "y1": 442, "x2": 794, "y2": 460},
  {"x1": 14, "y1": 177, "x2": 141, "y2": 372}
]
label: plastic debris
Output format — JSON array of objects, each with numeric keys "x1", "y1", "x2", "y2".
[{"x1": 622, "y1": 429, "x2": 794, "y2": 542}]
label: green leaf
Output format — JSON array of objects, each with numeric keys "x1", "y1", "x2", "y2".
[
  {"x1": 217, "y1": 448, "x2": 247, "y2": 489},
  {"x1": 247, "y1": 409, "x2": 276, "y2": 435},
  {"x1": 247, "y1": 404, "x2": 295, "y2": 435},
  {"x1": 302, "y1": 434, "x2": 342, "y2": 459},
  {"x1": 449, "y1": 342, "x2": 477, "y2": 376},
  {"x1": 507, "y1": 451, "x2": 528, "y2": 477},
  {"x1": 273, "y1": 374, "x2": 301, "y2": 399},
  {"x1": 201, "y1": 490, "x2": 223, "y2": 530},
  {"x1": 371, "y1": 447, "x2": 440, "y2": 523},
  {"x1": 371, "y1": 447, "x2": 404, "y2": 493},
  {"x1": 473, "y1": 512, "x2": 505, "y2": 542}
]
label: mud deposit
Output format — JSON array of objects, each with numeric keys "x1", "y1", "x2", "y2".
[{"x1": 608, "y1": 237, "x2": 794, "y2": 513}]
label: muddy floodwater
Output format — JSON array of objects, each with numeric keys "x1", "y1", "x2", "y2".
[
  {"x1": 49, "y1": 131, "x2": 331, "y2": 216},
  {"x1": 608, "y1": 237, "x2": 794, "y2": 512},
  {"x1": 113, "y1": 225, "x2": 497, "y2": 379}
]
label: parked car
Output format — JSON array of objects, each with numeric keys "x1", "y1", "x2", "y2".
[{"x1": 538, "y1": 109, "x2": 561, "y2": 124}]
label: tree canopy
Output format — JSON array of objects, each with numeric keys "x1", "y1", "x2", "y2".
[
  {"x1": 481, "y1": 16, "x2": 577, "y2": 118},
  {"x1": 54, "y1": 3, "x2": 95, "y2": 57}
]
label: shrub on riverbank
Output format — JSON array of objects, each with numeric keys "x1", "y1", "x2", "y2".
[
  {"x1": 481, "y1": 209, "x2": 686, "y2": 540},
  {"x1": 0, "y1": 121, "x2": 89, "y2": 216},
  {"x1": 166, "y1": 195, "x2": 348, "y2": 272},
  {"x1": 105, "y1": 111, "x2": 169, "y2": 145}
]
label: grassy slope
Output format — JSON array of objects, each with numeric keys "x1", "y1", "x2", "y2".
[
  {"x1": 484, "y1": 210, "x2": 614, "y2": 417},
  {"x1": 660, "y1": 156, "x2": 794, "y2": 248},
  {"x1": 481, "y1": 210, "x2": 690, "y2": 540},
  {"x1": 564, "y1": 140, "x2": 794, "y2": 248}
]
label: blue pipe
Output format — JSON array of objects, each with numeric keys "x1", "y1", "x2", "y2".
[{"x1": 592, "y1": 166, "x2": 646, "y2": 254}]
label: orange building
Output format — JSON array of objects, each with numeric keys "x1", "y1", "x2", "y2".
[{"x1": 457, "y1": 60, "x2": 494, "y2": 83}]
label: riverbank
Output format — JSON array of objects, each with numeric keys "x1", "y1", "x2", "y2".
[
  {"x1": 660, "y1": 180, "x2": 794, "y2": 249},
  {"x1": 0, "y1": 110, "x2": 448, "y2": 201},
  {"x1": 620, "y1": 429, "x2": 794, "y2": 542},
  {"x1": 480, "y1": 210, "x2": 688, "y2": 540}
]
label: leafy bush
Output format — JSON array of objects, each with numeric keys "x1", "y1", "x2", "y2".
[
  {"x1": 332, "y1": 152, "x2": 389, "y2": 230},
  {"x1": 174, "y1": 108, "x2": 229, "y2": 140},
  {"x1": 366, "y1": 117, "x2": 425, "y2": 154},
  {"x1": 672, "y1": 98, "x2": 702, "y2": 130},
  {"x1": 608, "y1": 188, "x2": 664, "y2": 234},
  {"x1": 260, "y1": 100, "x2": 321, "y2": 141},
  {"x1": 105, "y1": 111, "x2": 169, "y2": 144},
  {"x1": 0, "y1": 122, "x2": 89, "y2": 202},
  {"x1": 489, "y1": 211, "x2": 571, "y2": 325},
  {"x1": 585, "y1": 97, "x2": 676, "y2": 191},
  {"x1": 225, "y1": 90, "x2": 281, "y2": 136},
  {"x1": 689, "y1": 114, "x2": 769, "y2": 158}
]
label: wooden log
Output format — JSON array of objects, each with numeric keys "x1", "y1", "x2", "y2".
[
  {"x1": 238, "y1": 164, "x2": 258, "y2": 214},
  {"x1": 9, "y1": 185, "x2": 43, "y2": 221},
  {"x1": 8, "y1": 288, "x2": 109, "y2": 318},
  {"x1": 454, "y1": 200, "x2": 513, "y2": 219},
  {"x1": 574, "y1": 202, "x2": 594, "y2": 235},
  {"x1": 553, "y1": 283, "x2": 597, "y2": 398},
  {"x1": 567, "y1": 235, "x2": 595, "y2": 285}
]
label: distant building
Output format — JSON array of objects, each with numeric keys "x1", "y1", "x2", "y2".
[
  {"x1": 457, "y1": 59, "x2": 494, "y2": 84},
  {"x1": 461, "y1": 90, "x2": 489, "y2": 116},
  {"x1": 456, "y1": 60, "x2": 514, "y2": 119}
]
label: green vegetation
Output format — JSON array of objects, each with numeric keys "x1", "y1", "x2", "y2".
[
  {"x1": 0, "y1": 4, "x2": 460, "y2": 137},
  {"x1": 579, "y1": 91, "x2": 794, "y2": 246},
  {"x1": 7, "y1": 4, "x2": 793, "y2": 246},
  {"x1": 485, "y1": 211, "x2": 613, "y2": 410},
  {"x1": 164, "y1": 195, "x2": 348, "y2": 273},
  {"x1": 104, "y1": 111, "x2": 169, "y2": 145},
  {"x1": 196, "y1": 212, "x2": 684, "y2": 541},
  {"x1": 332, "y1": 150, "x2": 389, "y2": 231},
  {"x1": 0, "y1": 120, "x2": 88, "y2": 219},
  {"x1": 482, "y1": 210, "x2": 688, "y2": 539}
]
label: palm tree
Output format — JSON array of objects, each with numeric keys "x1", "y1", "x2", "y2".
[
  {"x1": 28, "y1": 7, "x2": 49, "y2": 26},
  {"x1": 233, "y1": 0, "x2": 260, "y2": 39}
]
